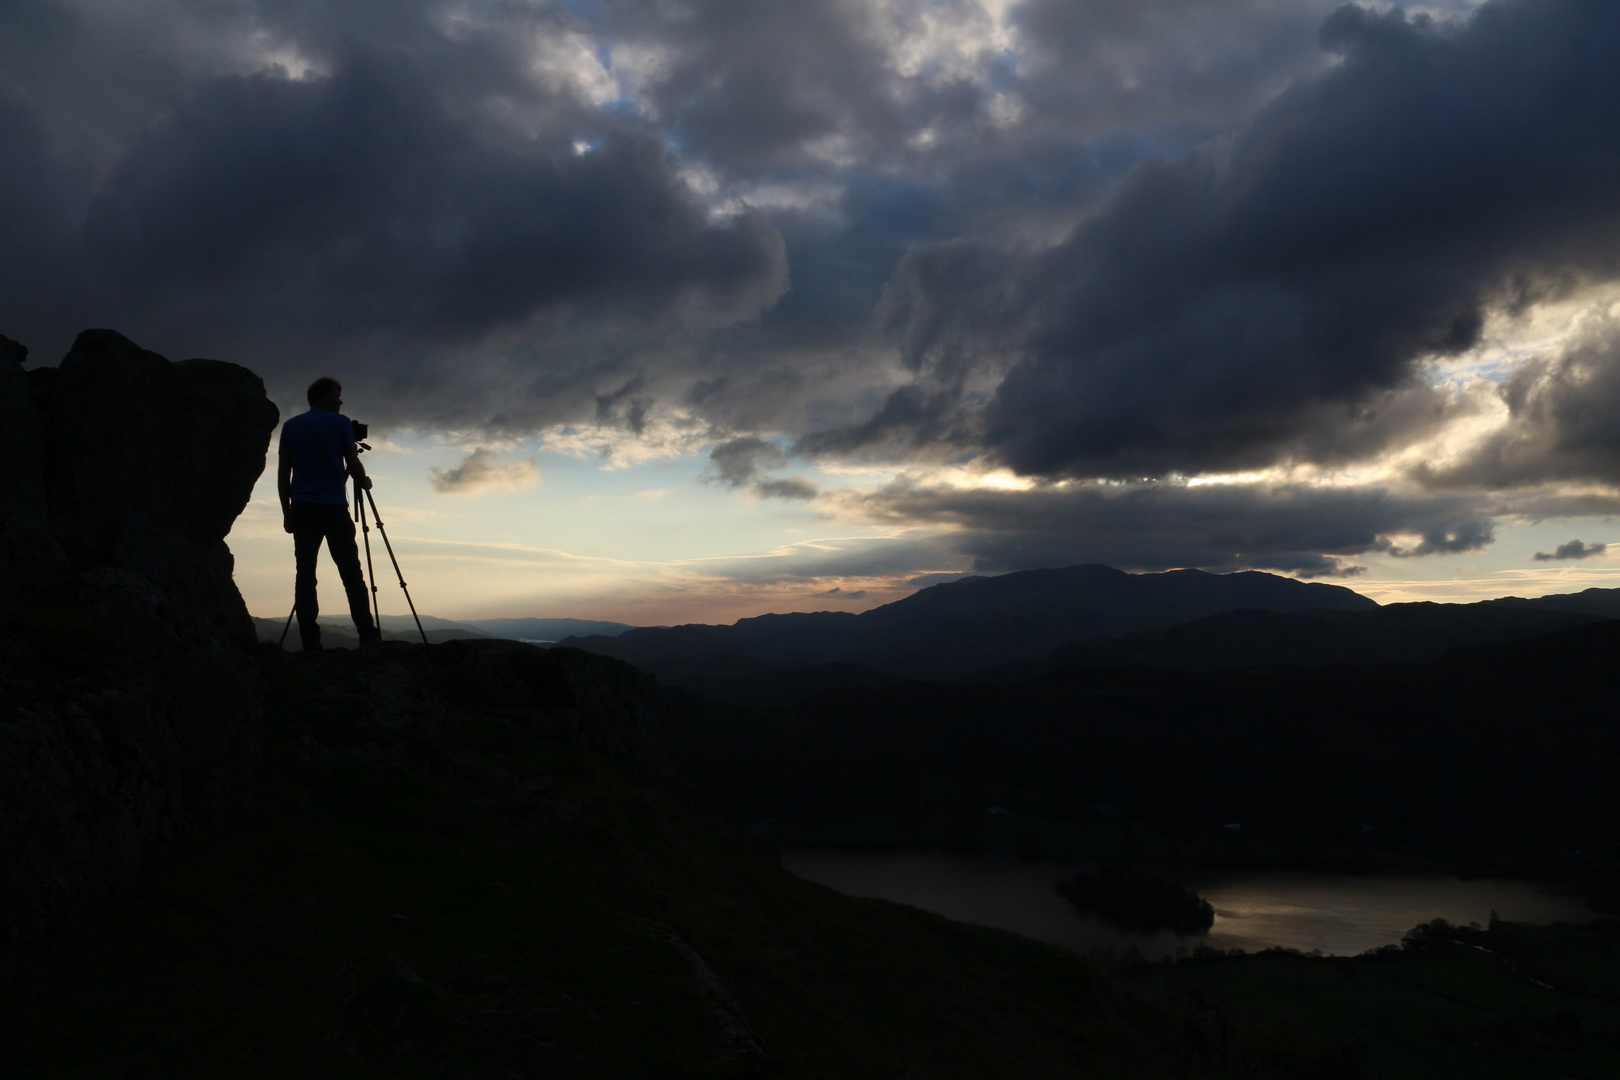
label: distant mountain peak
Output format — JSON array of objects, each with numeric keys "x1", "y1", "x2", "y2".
[{"x1": 556, "y1": 564, "x2": 1378, "y2": 703}]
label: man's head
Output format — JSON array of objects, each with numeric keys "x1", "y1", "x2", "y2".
[{"x1": 307, "y1": 376, "x2": 342, "y2": 412}]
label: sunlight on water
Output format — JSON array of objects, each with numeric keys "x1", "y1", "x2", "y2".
[{"x1": 784, "y1": 850, "x2": 1595, "y2": 960}]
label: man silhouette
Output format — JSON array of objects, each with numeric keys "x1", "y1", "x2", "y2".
[{"x1": 277, "y1": 376, "x2": 380, "y2": 650}]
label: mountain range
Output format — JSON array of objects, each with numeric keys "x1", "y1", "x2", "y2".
[
  {"x1": 554, "y1": 564, "x2": 1620, "y2": 707},
  {"x1": 555, "y1": 564, "x2": 1375, "y2": 701}
]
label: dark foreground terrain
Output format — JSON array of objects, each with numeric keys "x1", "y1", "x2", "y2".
[
  {"x1": 1, "y1": 640, "x2": 1214, "y2": 1080},
  {"x1": 10, "y1": 638, "x2": 1620, "y2": 1078},
  {"x1": 679, "y1": 618, "x2": 1620, "y2": 891},
  {"x1": 1125, "y1": 918, "x2": 1620, "y2": 1079}
]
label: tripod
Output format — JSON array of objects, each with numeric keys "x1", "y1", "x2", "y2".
[
  {"x1": 354, "y1": 476, "x2": 429, "y2": 645},
  {"x1": 277, "y1": 465, "x2": 429, "y2": 648}
]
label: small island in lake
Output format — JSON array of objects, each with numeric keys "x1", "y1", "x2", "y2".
[{"x1": 1057, "y1": 864, "x2": 1216, "y2": 934}]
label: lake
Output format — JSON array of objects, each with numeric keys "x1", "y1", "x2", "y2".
[{"x1": 784, "y1": 849, "x2": 1596, "y2": 960}]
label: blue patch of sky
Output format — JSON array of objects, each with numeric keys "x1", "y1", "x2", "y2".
[{"x1": 984, "y1": 49, "x2": 1023, "y2": 95}]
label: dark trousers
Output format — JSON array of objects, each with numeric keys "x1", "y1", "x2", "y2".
[{"x1": 290, "y1": 500, "x2": 376, "y2": 648}]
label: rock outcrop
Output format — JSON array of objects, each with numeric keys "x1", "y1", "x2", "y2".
[
  {"x1": 29, "y1": 329, "x2": 279, "y2": 644},
  {"x1": 1, "y1": 330, "x2": 690, "y2": 949},
  {"x1": 0, "y1": 329, "x2": 276, "y2": 946}
]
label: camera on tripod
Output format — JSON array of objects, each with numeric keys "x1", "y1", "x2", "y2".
[{"x1": 351, "y1": 419, "x2": 371, "y2": 453}]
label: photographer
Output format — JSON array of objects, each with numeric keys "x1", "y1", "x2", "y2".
[{"x1": 277, "y1": 376, "x2": 380, "y2": 650}]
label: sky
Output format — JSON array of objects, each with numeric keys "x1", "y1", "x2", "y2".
[{"x1": 8, "y1": 0, "x2": 1620, "y2": 624}]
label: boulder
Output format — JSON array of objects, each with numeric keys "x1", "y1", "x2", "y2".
[{"x1": 33, "y1": 329, "x2": 279, "y2": 644}]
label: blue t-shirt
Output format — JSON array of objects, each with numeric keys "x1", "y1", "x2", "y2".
[{"x1": 279, "y1": 408, "x2": 356, "y2": 506}]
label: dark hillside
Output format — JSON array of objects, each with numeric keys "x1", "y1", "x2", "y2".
[
  {"x1": 997, "y1": 602, "x2": 1609, "y2": 676},
  {"x1": 676, "y1": 619, "x2": 1620, "y2": 879}
]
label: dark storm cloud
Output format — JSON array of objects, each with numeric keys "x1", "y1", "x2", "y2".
[
  {"x1": 838, "y1": 0, "x2": 1620, "y2": 482},
  {"x1": 704, "y1": 436, "x2": 817, "y2": 500},
  {"x1": 1013, "y1": 0, "x2": 1339, "y2": 141},
  {"x1": 1534, "y1": 539, "x2": 1606, "y2": 562},
  {"x1": 0, "y1": 0, "x2": 1394, "y2": 442},
  {"x1": 598, "y1": 0, "x2": 902, "y2": 176},
  {"x1": 856, "y1": 479, "x2": 1532, "y2": 578},
  {"x1": 80, "y1": 70, "x2": 784, "y2": 402},
  {"x1": 555, "y1": 0, "x2": 1370, "y2": 444},
  {"x1": 0, "y1": 0, "x2": 786, "y2": 432}
]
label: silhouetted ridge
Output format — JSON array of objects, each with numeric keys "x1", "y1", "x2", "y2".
[{"x1": 559, "y1": 563, "x2": 1375, "y2": 703}]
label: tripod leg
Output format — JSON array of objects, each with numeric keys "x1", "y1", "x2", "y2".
[
  {"x1": 364, "y1": 487, "x2": 429, "y2": 645},
  {"x1": 356, "y1": 478, "x2": 381, "y2": 634},
  {"x1": 278, "y1": 602, "x2": 296, "y2": 649}
]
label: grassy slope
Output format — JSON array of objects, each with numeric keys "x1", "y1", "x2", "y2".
[
  {"x1": 1127, "y1": 925, "x2": 1620, "y2": 1079},
  {"x1": 1, "y1": 643, "x2": 1210, "y2": 1079}
]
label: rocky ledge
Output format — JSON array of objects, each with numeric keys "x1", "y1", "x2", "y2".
[{"x1": 0, "y1": 330, "x2": 690, "y2": 949}]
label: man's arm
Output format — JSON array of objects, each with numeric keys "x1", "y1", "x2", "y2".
[
  {"x1": 278, "y1": 454, "x2": 294, "y2": 532},
  {"x1": 344, "y1": 445, "x2": 371, "y2": 490}
]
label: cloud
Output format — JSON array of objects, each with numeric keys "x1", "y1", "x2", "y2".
[
  {"x1": 428, "y1": 449, "x2": 540, "y2": 495},
  {"x1": 601, "y1": 0, "x2": 902, "y2": 177},
  {"x1": 1417, "y1": 310, "x2": 1620, "y2": 489},
  {"x1": 834, "y1": 0, "x2": 1620, "y2": 484},
  {"x1": 0, "y1": 0, "x2": 788, "y2": 434},
  {"x1": 1013, "y1": 0, "x2": 1342, "y2": 142},
  {"x1": 819, "y1": 586, "x2": 867, "y2": 598},
  {"x1": 0, "y1": 0, "x2": 1397, "y2": 449},
  {"x1": 754, "y1": 477, "x2": 819, "y2": 501},
  {"x1": 1387, "y1": 520, "x2": 1495, "y2": 558},
  {"x1": 1534, "y1": 539, "x2": 1607, "y2": 562},
  {"x1": 707, "y1": 436, "x2": 787, "y2": 487},
  {"x1": 705, "y1": 436, "x2": 817, "y2": 499},
  {"x1": 854, "y1": 477, "x2": 1566, "y2": 577}
]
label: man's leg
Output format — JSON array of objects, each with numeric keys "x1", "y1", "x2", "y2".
[
  {"x1": 290, "y1": 503, "x2": 326, "y2": 650},
  {"x1": 319, "y1": 504, "x2": 380, "y2": 643}
]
